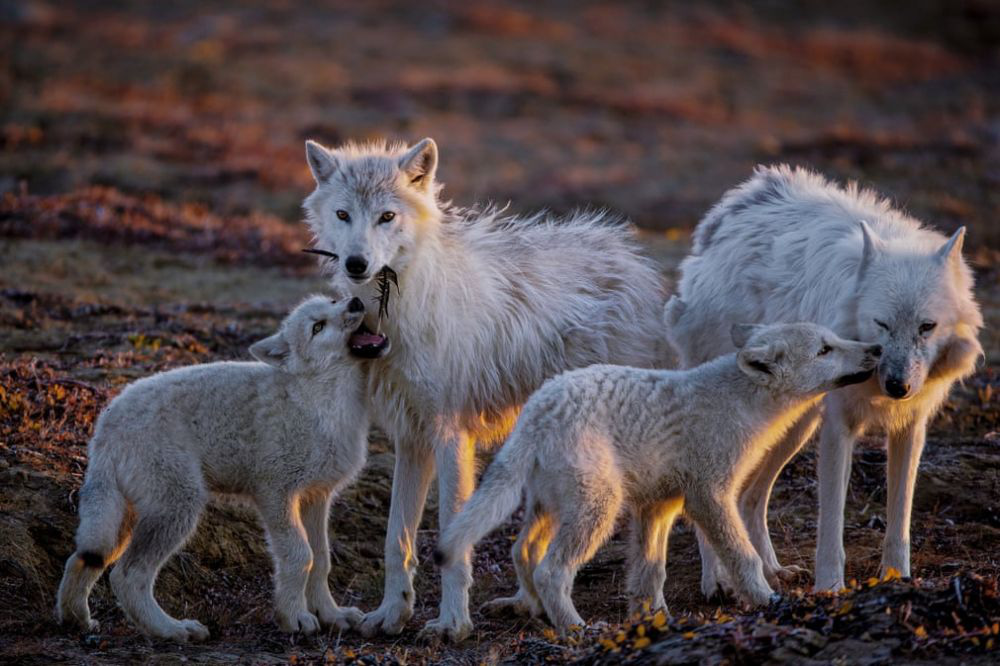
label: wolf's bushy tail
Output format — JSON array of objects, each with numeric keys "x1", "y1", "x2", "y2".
[
  {"x1": 56, "y1": 452, "x2": 128, "y2": 628},
  {"x1": 436, "y1": 424, "x2": 537, "y2": 566}
]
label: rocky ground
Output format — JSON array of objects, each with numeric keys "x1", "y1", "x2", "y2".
[{"x1": 1, "y1": 1, "x2": 998, "y2": 663}]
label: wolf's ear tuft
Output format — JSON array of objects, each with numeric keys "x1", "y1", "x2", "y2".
[
  {"x1": 737, "y1": 346, "x2": 775, "y2": 384},
  {"x1": 305, "y1": 140, "x2": 340, "y2": 184},
  {"x1": 857, "y1": 220, "x2": 883, "y2": 282},
  {"x1": 730, "y1": 323, "x2": 760, "y2": 349},
  {"x1": 399, "y1": 138, "x2": 438, "y2": 190},
  {"x1": 250, "y1": 333, "x2": 291, "y2": 369},
  {"x1": 936, "y1": 226, "x2": 966, "y2": 267}
]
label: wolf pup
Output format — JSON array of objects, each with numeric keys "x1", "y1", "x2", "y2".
[
  {"x1": 301, "y1": 138, "x2": 667, "y2": 639},
  {"x1": 437, "y1": 323, "x2": 881, "y2": 631},
  {"x1": 56, "y1": 295, "x2": 388, "y2": 641},
  {"x1": 666, "y1": 166, "x2": 983, "y2": 594}
]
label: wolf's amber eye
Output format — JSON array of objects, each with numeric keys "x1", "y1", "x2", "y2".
[
  {"x1": 874, "y1": 319, "x2": 889, "y2": 331},
  {"x1": 311, "y1": 320, "x2": 325, "y2": 336},
  {"x1": 336, "y1": 210, "x2": 350, "y2": 222},
  {"x1": 379, "y1": 211, "x2": 396, "y2": 224},
  {"x1": 919, "y1": 321, "x2": 937, "y2": 334},
  {"x1": 818, "y1": 345, "x2": 832, "y2": 356}
]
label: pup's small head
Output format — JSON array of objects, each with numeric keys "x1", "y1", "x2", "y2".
[
  {"x1": 302, "y1": 138, "x2": 441, "y2": 286},
  {"x1": 731, "y1": 322, "x2": 881, "y2": 398},
  {"x1": 847, "y1": 222, "x2": 983, "y2": 400},
  {"x1": 249, "y1": 295, "x2": 389, "y2": 374}
]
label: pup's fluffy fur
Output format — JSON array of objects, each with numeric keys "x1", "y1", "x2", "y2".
[
  {"x1": 56, "y1": 296, "x2": 372, "y2": 641},
  {"x1": 302, "y1": 137, "x2": 668, "y2": 639},
  {"x1": 666, "y1": 166, "x2": 983, "y2": 593},
  {"x1": 437, "y1": 323, "x2": 881, "y2": 630}
]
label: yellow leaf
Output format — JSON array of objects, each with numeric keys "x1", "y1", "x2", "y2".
[
  {"x1": 882, "y1": 567, "x2": 902, "y2": 581},
  {"x1": 600, "y1": 639, "x2": 616, "y2": 651},
  {"x1": 636, "y1": 624, "x2": 646, "y2": 637},
  {"x1": 683, "y1": 631, "x2": 695, "y2": 639},
  {"x1": 542, "y1": 628, "x2": 557, "y2": 641},
  {"x1": 867, "y1": 577, "x2": 880, "y2": 588},
  {"x1": 633, "y1": 637, "x2": 651, "y2": 649},
  {"x1": 914, "y1": 626, "x2": 928, "y2": 639},
  {"x1": 652, "y1": 611, "x2": 667, "y2": 628},
  {"x1": 615, "y1": 631, "x2": 626, "y2": 644}
]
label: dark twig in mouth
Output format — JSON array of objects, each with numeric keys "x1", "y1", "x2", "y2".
[
  {"x1": 375, "y1": 266, "x2": 399, "y2": 333},
  {"x1": 302, "y1": 248, "x2": 339, "y2": 261}
]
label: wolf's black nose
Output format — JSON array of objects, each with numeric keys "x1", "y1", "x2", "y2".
[
  {"x1": 885, "y1": 377, "x2": 909, "y2": 399},
  {"x1": 867, "y1": 344, "x2": 882, "y2": 357},
  {"x1": 347, "y1": 297, "x2": 364, "y2": 313},
  {"x1": 345, "y1": 255, "x2": 368, "y2": 276}
]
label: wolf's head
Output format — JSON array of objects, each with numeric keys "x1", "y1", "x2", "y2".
[
  {"x1": 732, "y1": 322, "x2": 882, "y2": 397},
  {"x1": 302, "y1": 138, "x2": 441, "y2": 286},
  {"x1": 249, "y1": 294, "x2": 390, "y2": 374},
  {"x1": 843, "y1": 222, "x2": 983, "y2": 400}
]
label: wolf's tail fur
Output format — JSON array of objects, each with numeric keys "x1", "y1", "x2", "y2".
[
  {"x1": 435, "y1": 423, "x2": 537, "y2": 567},
  {"x1": 56, "y1": 452, "x2": 128, "y2": 629}
]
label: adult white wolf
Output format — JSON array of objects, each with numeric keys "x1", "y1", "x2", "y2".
[
  {"x1": 666, "y1": 165, "x2": 983, "y2": 593},
  {"x1": 301, "y1": 137, "x2": 667, "y2": 639}
]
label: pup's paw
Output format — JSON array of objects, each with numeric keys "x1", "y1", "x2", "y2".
[
  {"x1": 418, "y1": 613, "x2": 473, "y2": 643},
  {"x1": 278, "y1": 610, "x2": 321, "y2": 635},
  {"x1": 765, "y1": 564, "x2": 807, "y2": 588},
  {"x1": 179, "y1": 619, "x2": 210, "y2": 642},
  {"x1": 480, "y1": 594, "x2": 540, "y2": 618},
  {"x1": 359, "y1": 599, "x2": 412, "y2": 637},
  {"x1": 319, "y1": 606, "x2": 364, "y2": 631},
  {"x1": 151, "y1": 618, "x2": 209, "y2": 643}
]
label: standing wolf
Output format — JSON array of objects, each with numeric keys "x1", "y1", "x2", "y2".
[
  {"x1": 667, "y1": 165, "x2": 982, "y2": 593},
  {"x1": 301, "y1": 138, "x2": 667, "y2": 639}
]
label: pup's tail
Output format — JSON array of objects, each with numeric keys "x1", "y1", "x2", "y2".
[
  {"x1": 435, "y1": 424, "x2": 536, "y2": 567},
  {"x1": 56, "y1": 452, "x2": 128, "y2": 630}
]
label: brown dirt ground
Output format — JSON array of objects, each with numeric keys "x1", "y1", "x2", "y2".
[{"x1": 1, "y1": 1, "x2": 999, "y2": 663}]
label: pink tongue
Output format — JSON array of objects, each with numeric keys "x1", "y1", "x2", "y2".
[{"x1": 350, "y1": 332, "x2": 384, "y2": 346}]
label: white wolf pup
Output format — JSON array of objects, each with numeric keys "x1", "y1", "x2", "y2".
[
  {"x1": 667, "y1": 166, "x2": 983, "y2": 594},
  {"x1": 56, "y1": 295, "x2": 387, "y2": 641},
  {"x1": 437, "y1": 323, "x2": 881, "y2": 630},
  {"x1": 301, "y1": 138, "x2": 666, "y2": 639}
]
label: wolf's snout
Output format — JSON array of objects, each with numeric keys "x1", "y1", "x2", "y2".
[
  {"x1": 885, "y1": 377, "x2": 910, "y2": 399},
  {"x1": 347, "y1": 297, "x2": 364, "y2": 313},
  {"x1": 345, "y1": 255, "x2": 368, "y2": 277},
  {"x1": 867, "y1": 344, "x2": 882, "y2": 358}
]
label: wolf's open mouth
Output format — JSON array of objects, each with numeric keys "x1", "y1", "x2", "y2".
[
  {"x1": 348, "y1": 321, "x2": 389, "y2": 358},
  {"x1": 835, "y1": 368, "x2": 875, "y2": 387}
]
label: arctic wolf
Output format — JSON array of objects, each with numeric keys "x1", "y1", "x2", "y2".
[
  {"x1": 302, "y1": 137, "x2": 667, "y2": 639},
  {"x1": 667, "y1": 166, "x2": 983, "y2": 593},
  {"x1": 56, "y1": 295, "x2": 384, "y2": 641},
  {"x1": 437, "y1": 323, "x2": 880, "y2": 630}
]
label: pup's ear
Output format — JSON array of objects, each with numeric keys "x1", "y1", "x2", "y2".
[
  {"x1": 737, "y1": 345, "x2": 776, "y2": 385},
  {"x1": 399, "y1": 138, "x2": 438, "y2": 190},
  {"x1": 250, "y1": 333, "x2": 291, "y2": 369},
  {"x1": 857, "y1": 220, "x2": 883, "y2": 283},
  {"x1": 305, "y1": 140, "x2": 340, "y2": 184},
  {"x1": 936, "y1": 226, "x2": 966, "y2": 269},
  {"x1": 730, "y1": 323, "x2": 761, "y2": 349}
]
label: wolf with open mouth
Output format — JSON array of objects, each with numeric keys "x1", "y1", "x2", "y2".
[{"x1": 301, "y1": 137, "x2": 669, "y2": 640}]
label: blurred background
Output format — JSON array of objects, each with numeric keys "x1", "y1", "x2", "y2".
[{"x1": 2, "y1": 2, "x2": 999, "y2": 663}]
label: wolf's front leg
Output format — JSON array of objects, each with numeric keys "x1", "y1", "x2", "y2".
[
  {"x1": 882, "y1": 415, "x2": 927, "y2": 579},
  {"x1": 815, "y1": 395, "x2": 865, "y2": 591},
  {"x1": 419, "y1": 433, "x2": 476, "y2": 642},
  {"x1": 360, "y1": 440, "x2": 435, "y2": 637},
  {"x1": 300, "y1": 491, "x2": 363, "y2": 631},
  {"x1": 259, "y1": 496, "x2": 320, "y2": 635}
]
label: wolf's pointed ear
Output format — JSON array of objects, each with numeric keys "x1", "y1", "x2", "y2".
[
  {"x1": 250, "y1": 333, "x2": 291, "y2": 369},
  {"x1": 730, "y1": 323, "x2": 761, "y2": 349},
  {"x1": 399, "y1": 138, "x2": 438, "y2": 190},
  {"x1": 737, "y1": 346, "x2": 776, "y2": 385},
  {"x1": 857, "y1": 220, "x2": 883, "y2": 282},
  {"x1": 305, "y1": 140, "x2": 340, "y2": 184},
  {"x1": 936, "y1": 226, "x2": 966, "y2": 267}
]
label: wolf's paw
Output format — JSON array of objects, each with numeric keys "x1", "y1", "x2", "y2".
[
  {"x1": 359, "y1": 599, "x2": 412, "y2": 637},
  {"x1": 152, "y1": 618, "x2": 209, "y2": 643},
  {"x1": 319, "y1": 606, "x2": 364, "y2": 631},
  {"x1": 278, "y1": 610, "x2": 320, "y2": 635},
  {"x1": 480, "y1": 594, "x2": 539, "y2": 619},
  {"x1": 765, "y1": 564, "x2": 807, "y2": 588},
  {"x1": 701, "y1": 565, "x2": 736, "y2": 600},
  {"x1": 179, "y1": 619, "x2": 210, "y2": 642},
  {"x1": 418, "y1": 612, "x2": 473, "y2": 643}
]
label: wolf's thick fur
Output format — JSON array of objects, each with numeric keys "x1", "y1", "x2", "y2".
[
  {"x1": 302, "y1": 138, "x2": 667, "y2": 639},
  {"x1": 667, "y1": 166, "x2": 983, "y2": 593},
  {"x1": 56, "y1": 296, "x2": 372, "y2": 641},
  {"x1": 438, "y1": 323, "x2": 880, "y2": 630}
]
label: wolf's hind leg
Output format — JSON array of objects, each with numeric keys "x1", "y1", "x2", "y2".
[
  {"x1": 627, "y1": 497, "x2": 683, "y2": 616},
  {"x1": 109, "y1": 499, "x2": 208, "y2": 642},
  {"x1": 300, "y1": 490, "x2": 363, "y2": 630},
  {"x1": 481, "y1": 501, "x2": 553, "y2": 619}
]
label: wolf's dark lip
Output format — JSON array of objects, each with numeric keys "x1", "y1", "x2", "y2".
[
  {"x1": 835, "y1": 368, "x2": 875, "y2": 387},
  {"x1": 348, "y1": 321, "x2": 389, "y2": 359}
]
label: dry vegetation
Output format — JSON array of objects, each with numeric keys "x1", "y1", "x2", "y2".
[{"x1": 1, "y1": 1, "x2": 999, "y2": 663}]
